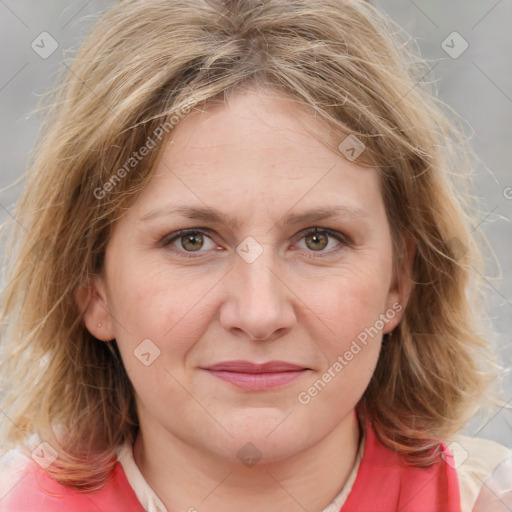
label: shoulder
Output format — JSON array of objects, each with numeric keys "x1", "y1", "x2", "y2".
[
  {"x1": 0, "y1": 447, "x2": 32, "y2": 506},
  {"x1": 448, "y1": 434, "x2": 512, "y2": 512},
  {"x1": 0, "y1": 447, "x2": 145, "y2": 512}
]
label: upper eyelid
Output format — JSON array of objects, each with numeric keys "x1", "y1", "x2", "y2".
[{"x1": 161, "y1": 227, "x2": 216, "y2": 245}]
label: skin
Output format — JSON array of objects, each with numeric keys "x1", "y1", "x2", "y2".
[{"x1": 79, "y1": 88, "x2": 413, "y2": 512}]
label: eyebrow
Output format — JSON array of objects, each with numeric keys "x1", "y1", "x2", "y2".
[{"x1": 140, "y1": 204, "x2": 369, "y2": 229}]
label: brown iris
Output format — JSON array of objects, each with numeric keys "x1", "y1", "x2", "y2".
[
  {"x1": 181, "y1": 233, "x2": 204, "y2": 251},
  {"x1": 304, "y1": 231, "x2": 328, "y2": 251}
]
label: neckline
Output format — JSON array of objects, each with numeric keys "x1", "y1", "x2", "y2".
[{"x1": 115, "y1": 430, "x2": 366, "y2": 512}]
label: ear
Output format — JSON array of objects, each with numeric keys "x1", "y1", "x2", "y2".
[
  {"x1": 383, "y1": 234, "x2": 415, "y2": 334},
  {"x1": 74, "y1": 275, "x2": 116, "y2": 342}
]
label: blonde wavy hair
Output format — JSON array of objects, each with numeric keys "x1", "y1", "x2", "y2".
[{"x1": 0, "y1": 0, "x2": 496, "y2": 491}]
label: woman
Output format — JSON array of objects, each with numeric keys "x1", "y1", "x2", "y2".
[{"x1": 0, "y1": 1, "x2": 510, "y2": 510}]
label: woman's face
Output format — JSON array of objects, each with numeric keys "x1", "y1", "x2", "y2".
[{"x1": 84, "y1": 89, "x2": 411, "y2": 464}]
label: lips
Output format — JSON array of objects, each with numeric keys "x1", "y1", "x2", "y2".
[
  {"x1": 205, "y1": 360, "x2": 307, "y2": 373},
  {"x1": 201, "y1": 360, "x2": 309, "y2": 390}
]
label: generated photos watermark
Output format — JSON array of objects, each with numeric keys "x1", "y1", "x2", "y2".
[
  {"x1": 94, "y1": 97, "x2": 198, "y2": 200},
  {"x1": 297, "y1": 301, "x2": 403, "y2": 405}
]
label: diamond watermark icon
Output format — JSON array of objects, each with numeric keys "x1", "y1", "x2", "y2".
[
  {"x1": 441, "y1": 32, "x2": 468, "y2": 59},
  {"x1": 236, "y1": 236, "x2": 263, "y2": 264},
  {"x1": 31, "y1": 238, "x2": 46, "y2": 259},
  {"x1": 237, "y1": 442, "x2": 262, "y2": 468},
  {"x1": 447, "y1": 236, "x2": 467, "y2": 261},
  {"x1": 443, "y1": 441, "x2": 469, "y2": 469},
  {"x1": 338, "y1": 134, "x2": 366, "y2": 161},
  {"x1": 134, "y1": 338, "x2": 161, "y2": 366},
  {"x1": 31, "y1": 32, "x2": 59, "y2": 59},
  {"x1": 31, "y1": 442, "x2": 58, "y2": 469}
]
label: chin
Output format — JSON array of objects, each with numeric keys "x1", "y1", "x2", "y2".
[{"x1": 215, "y1": 412, "x2": 319, "y2": 465}]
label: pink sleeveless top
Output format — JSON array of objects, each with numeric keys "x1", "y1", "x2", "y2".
[
  {"x1": 341, "y1": 422, "x2": 461, "y2": 511},
  {"x1": 1, "y1": 422, "x2": 461, "y2": 511}
]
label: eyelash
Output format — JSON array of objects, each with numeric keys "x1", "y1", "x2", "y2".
[{"x1": 160, "y1": 227, "x2": 350, "y2": 259}]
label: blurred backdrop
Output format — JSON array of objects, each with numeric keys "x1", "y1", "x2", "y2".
[{"x1": 1, "y1": 1, "x2": 511, "y2": 446}]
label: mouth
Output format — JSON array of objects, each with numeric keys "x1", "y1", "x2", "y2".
[{"x1": 201, "y1": 360, "x2": 310, "y2": 391}]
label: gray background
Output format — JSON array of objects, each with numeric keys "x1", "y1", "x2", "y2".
[{"x1": 1, "y1": 1, "x2": 511, "y2": 446}]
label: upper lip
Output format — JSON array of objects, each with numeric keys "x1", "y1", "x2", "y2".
[{"x1": 203, "y1": 361, "x2": 308, "y2": 373}]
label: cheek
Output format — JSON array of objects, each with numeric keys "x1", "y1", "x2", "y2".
[
  {"x1": 296, "y1": 272, "x2": 387, "y2": 416},
  {"x1": 106, "y1": 256, "x2": 218, "y2": 361},
  {"x1": 299, "y1": 262, "x2": 392, "y2": 345}
]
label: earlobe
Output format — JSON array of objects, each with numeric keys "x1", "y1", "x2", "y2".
[
  {"x1": 74, "y1": 276, "x2": 116, "y2": 342},
  {"x1": 384, "y1": 235, "x2": 415, "y2": 333}
]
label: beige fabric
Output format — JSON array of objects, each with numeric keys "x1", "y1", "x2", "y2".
[
  {"x1": 449, "y1": 435, "x2": 512, "y2": 512},
  {"x1": 116, "y1": 443, "x2": 168, "y2": 512}
]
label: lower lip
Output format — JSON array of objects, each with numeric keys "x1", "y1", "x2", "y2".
[{"x1": 204, "y1": 370, "x2": 307, "y2": 390}]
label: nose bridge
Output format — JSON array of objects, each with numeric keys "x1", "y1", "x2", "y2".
[
  {"x1": 241, "y1": 246, "x2": 276, "y2": 292},
  {"x1": 235, "y1": 239, "x2": 282, "y2": 305},
  {"x1": 222, "y1": 239, "x2": 295, "y2": 340}
]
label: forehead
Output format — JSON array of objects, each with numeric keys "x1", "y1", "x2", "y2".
[
  {"x1": 166, "y1": 90, "x2": 342, "y2": 173},
  {"x1": 131, "y1": 89, "x2": 384, "y2": 223}
]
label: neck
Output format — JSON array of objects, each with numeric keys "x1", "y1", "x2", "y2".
[{"x1": 133, "y1": 412, "x2": 361, "y2": 512}]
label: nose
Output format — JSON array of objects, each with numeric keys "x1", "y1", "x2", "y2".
[{"x1": 219, "y1": 246, "x2": 296, "y2": 342}]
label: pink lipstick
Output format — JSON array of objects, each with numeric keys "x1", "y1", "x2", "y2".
[{"x1": 202, "y1": 360, "x2": 309, "y2": 390}]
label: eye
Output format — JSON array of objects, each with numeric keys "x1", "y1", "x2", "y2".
[
  {"x1": 161, "y1": 227, "x2": 348, "y2": 259},
  {"x1": 163, "y1": 229, "x2": 217, "y2": 255},
  {"x1": 295, "y1": 228, "x2": 347, "y2": 255}
]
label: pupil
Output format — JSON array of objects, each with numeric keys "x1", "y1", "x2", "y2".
[
  {"x1": 307, "y1": 232, "x2": 328, "y2": 251},
  {"x1": 182, "y1": 233, "x2": 203, "y2": 251}
]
